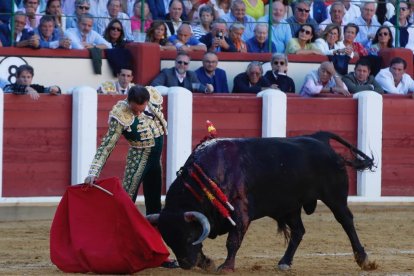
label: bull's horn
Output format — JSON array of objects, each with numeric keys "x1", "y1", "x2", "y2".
[
  {"x1": 146, "y1": 214, "x2": 160, "y2": 225},
  {"x1": 184, "y1": 211, "x2": 211, "y2": 245}
]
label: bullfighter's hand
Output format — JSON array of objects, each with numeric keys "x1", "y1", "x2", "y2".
[{"x1": 84, "y1": 175, "x2": 96, "y2": 185}]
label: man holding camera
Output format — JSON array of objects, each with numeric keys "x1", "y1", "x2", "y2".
[{"x1": 199, "y1": 19, "x2": 236, "y2": 52}]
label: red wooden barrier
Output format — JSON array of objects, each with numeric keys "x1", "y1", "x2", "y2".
[
  {"x1": 2, "y1": 94, "x2": 72, "y2": 196},
  {"x1": 382, "y1": 95, "x2": 414, "y2": 196}
]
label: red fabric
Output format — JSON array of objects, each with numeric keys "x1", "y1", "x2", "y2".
[{"x1": 50, "y1": 177, "x2": 169, "y2": 274}]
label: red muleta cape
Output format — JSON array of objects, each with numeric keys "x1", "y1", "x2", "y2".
[{"x1": 50, "y1": 177, "x2": 169, "y2": 274}]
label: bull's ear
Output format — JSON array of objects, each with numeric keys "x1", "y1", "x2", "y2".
[
  {"x1": 146, "y1": 214, "x2": 160, "y2": 225},
  {"x1": 184, "y1": 211, "x2": 211, "y2": 245}
]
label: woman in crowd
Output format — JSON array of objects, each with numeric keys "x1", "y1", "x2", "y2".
[
  {"x1": 229, "y1": 22, "x2": 247, "y2": 52},
  {"x1": 264, "y1": 53, "x2": 296, "y2": 93},
  {"x1": 242, "y1": 0, "x2": 265, "y2": 20},
  {"x1": 342, "y1": 23, "x2": 368, "y2": 58},
  {"x1": 300, "y1": 61, "x2": 349, "y2": 97},
  {"x1": 216, "y1": 0, "x2": 231, "y2": 18},
  {"x1": 131, "y1": 0, "x2": 152, "y2": 33},
  {"x1": 103, "y1": 19, "x2": 129, "y2": 48},
  {"x1": 145, "y1": 21, "x2": 176, "y2": 50},
  {"x1": 384, "y1": 1, "x2": 411, "y2": 47},
  {"x1": 368, "y1": 26, "x2": 393, "y2": 55},
  {"x1": 285, "y1": 23, "x2": 321, "y2": 55},
  {"x1": 315, "y1": 24, "x2": 353, "y2": 58},
  {"x1": 232, "y1": 61, "x2": 274, "y2": 94},
  {"x1": 192, "y1": 5, "x2": 215, "y2": 39},
  {"x1": 45, "y1": 0, "x2": 66, "y2": 31}
]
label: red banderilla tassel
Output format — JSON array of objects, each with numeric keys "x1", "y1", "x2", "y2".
[
  {"x1": 190, "y1": 170, "x2": 236, "y2": 226},
  {"x1": 193, "y1": 163, "x2": 234, "y2": 211}
]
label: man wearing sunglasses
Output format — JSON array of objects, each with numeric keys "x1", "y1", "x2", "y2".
[
  {"x1": 285, "y1": 0, "x2": 318, "y2": 37},
  {"x1": 66, "y1": 0, "x2": 91, "y2": 29},
  {"x1": 264, "y1": 53, "x2": 296, "y2": 93},
  {"x1": 151, "y1": 52, "x2": 214, "y2": 93}
]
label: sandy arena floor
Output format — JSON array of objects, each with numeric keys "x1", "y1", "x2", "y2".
[{"x1": 0, "y1": 204, "x2": 413, "y2": 275}]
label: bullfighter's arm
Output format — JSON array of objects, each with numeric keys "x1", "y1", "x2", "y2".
[{"x1": 87, "y1": 118, "x2": 123, "y2": 178}]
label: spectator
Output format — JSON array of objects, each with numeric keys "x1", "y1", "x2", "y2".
[
  {"x1": 221, "y1": 0, "x2": 256, "y2": 41},
  {"x1": 195, "y1": 51, "x2": 229, "y2": 93},
  {"x1": 257, "y1": 0, "x2": 292, "y2": 53},
  {"x1": 368, "y1": 26, "x2": 393, "y2": 56},
  {"x1": 192, "y1": 5, "x2": 215, "y2": 39},
  {"x1": 352, "y1": 2, "x2": 380, "y2": 48},
  {"x1": 375, "y1": 57, "x2": 414, "y2": 95},
  {"x1": 285, "y1": 23, "x2": 322, "y2": 55},
  {"x1": 131, "y1": 0, "x2": 152, "y2": 33},
  {"x1": 326, "y1": 0, "x2": 360, "y2": 24},
  {"x1": 147, "y1": 0, "x2": 187, "y2": 20},
  {"x1": 150, "y1": 52, "x2": 213, "y2": 93},
  {"x1": 167, "y1": 23, "x2": 207, "y2": 52},
  {"x1": 342, "y1": 23, "x2": 368, "y2": 58},
  {"x1": 246, "y1": 23, "x2": 276, "y2": 53},
  {"x1": 264, "y1": 53, "x2": 296, "y2": 93},
  {"x1": 65, "y1": 13, "x2": 112, "y2": 49},
  {"x1": 228, "y1": 22, "x2": 247, "y2": 52},
  {"x1": 216, "y1": 0, "x2": 231, "y2": 18},
  {"x1": 0, "y1": 11, "x2": 40, "y2": 48},
  {"x1": 315, "y1": 24, "x2": 353, "y2": 57},
  {"x1": 36, "y1": 15, "x2": 71, "y2": 48},
  {"x1": 375, "y1": 0, "x2": 395, "y2": 25},
  {"x1": 45, "y1": 0, "x2": 66, "y2": 31},
  {"x1": 66, "y1": 0, "x2": 90, "y2": 29},
  {"x1": 242, "y1": 0, "x2": 265, "y2": 20},
  {"x1": 309, "y1": 0, "x2": 327, "y2": 24},
  {"x1": 145, "y1": 21, "x2": 176, "y2": 50},
  {"x1": 285, "y1": 0, "x2": 319, "y2": 37},
  {"x1": 185, "y1": 0, "x2": 216, "y2": 22},
  {"x1": 341, "y1": 58, "x2": 383, "y2": 94},
  {"x1": 98, "y1": 67, "x2": 134, "y2": 94},
  {"x1": 18, "y1": 0, "x2": 42, "y2": 31},
  {"x1": 199, "y1": 19, "x2": 236, "y2": 52},
  {"x1": 319, "y1": 2, "x2": 346, "y2": 35},
  {"x1": 95, "y1": 0, "x2": 133, "y2": 41},
  {"x1": 103, "y1": 18, "x2": 129, "y2": 48},
  {"x1": 165, "y1": 0, "x2": 186, "y2": 37},
  {"x1": 384, "y1": 1, "x2": 412, "y2": 47},
  {"x1": 3, "y1": 64, "x2": 61, "y2": 100},
  {"x1": 232, "y1": 61, "x2": 274, "y2": 94},
  {"x1": 300, "y1": 61, "x2": 349, "y2": 97}
]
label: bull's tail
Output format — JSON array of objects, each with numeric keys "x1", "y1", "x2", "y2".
[{"x1": 313, "y1": 131, "x2": 375, "y2": 171}]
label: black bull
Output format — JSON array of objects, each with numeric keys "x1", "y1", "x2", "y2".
[{"x1": 148, "y1": 131, "x2": 378, "y2": 272}]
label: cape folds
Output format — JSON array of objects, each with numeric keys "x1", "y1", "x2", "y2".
[{"x1": 50, "y1": 177, "x2": 169, "y2": 274}]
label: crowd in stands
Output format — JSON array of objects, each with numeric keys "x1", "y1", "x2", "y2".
[{"x1": 1, "y1": 0, "x2": 414, "y2": 96}]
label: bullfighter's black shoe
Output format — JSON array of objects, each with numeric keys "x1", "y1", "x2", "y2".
[{"x1": 160, "y1": 259, "x2": 179, "y2": 268}]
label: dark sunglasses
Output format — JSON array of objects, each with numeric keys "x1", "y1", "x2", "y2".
[
  {"x1": 297, "y1": 7, "x2": 310, "y2": 13},
  {"x1": 273, "y1": 61, "x2": 285, "y2": 66},
  {"x1": 300, "y1": 29, "x2": 311, "y2": 35},
  {"x1": 110, "y1": 27, "x2": 122, "y2": 31},
  {"x1": 77, "y1": 5, "x2": 90, "y2": 10},
  {"x1": 378, "y1": 32, "x2": 389, "y2": 37},
  {"x1": 177, "y1": 60, "x2": 189, "y2": 65},
  {"x1": 400, "y1": 7, "x2": 408, "y2": 11}
]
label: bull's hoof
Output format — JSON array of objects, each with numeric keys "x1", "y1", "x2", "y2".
[
  {"x1": 360, "y1": 258, "x2": 378, "y2": 271},
  {"x1": 200, "y1": 259, "x2": 217, "y2": 273},
  {"x1": 216, "y1": 264, "x2": 235, "y2": 274},
  {"x1": 278, "y1": 264, "x2": 291, "y2": 271}
]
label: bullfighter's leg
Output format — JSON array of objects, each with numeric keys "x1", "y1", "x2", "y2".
[
  {"x1": 323, "y1": 200, "x2": 377, "y2": 270},
  {"x1": 277, "y1": 208, "x2": 305, "y2": 270}
]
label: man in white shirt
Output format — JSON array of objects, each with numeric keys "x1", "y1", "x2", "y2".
[
  {"x1": 326, "y1": 0, "x2": 360, "y2": 23},
  {"x1": 65, "y1": 13, "x2": 112, "y2": 49},
  {"x1": 319, "y1": 2, "x2": 347, "y2": 35},
  {"x1": 375, "y1": 57, "x2": 414, "y2": 94},
  {"x1": 352, "y1": 2, "x2": 380, "y2": 47},
  {"x1": 98, "y1": 68, "x2": 134, "y2": 94},
  {"x1": 95, "y1": 0, "x2": 133, "y2": 40}
]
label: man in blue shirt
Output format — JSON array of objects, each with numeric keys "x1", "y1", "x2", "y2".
[
  {"x1": 195, "y1": 52, "x2": 229, "y2": 93},
  {"x1": 221, "y1": 0, "x2": 256, "y2": 41},
  {"x1": 246, "y1": 23, "x2": 276, "y2": 53}
]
